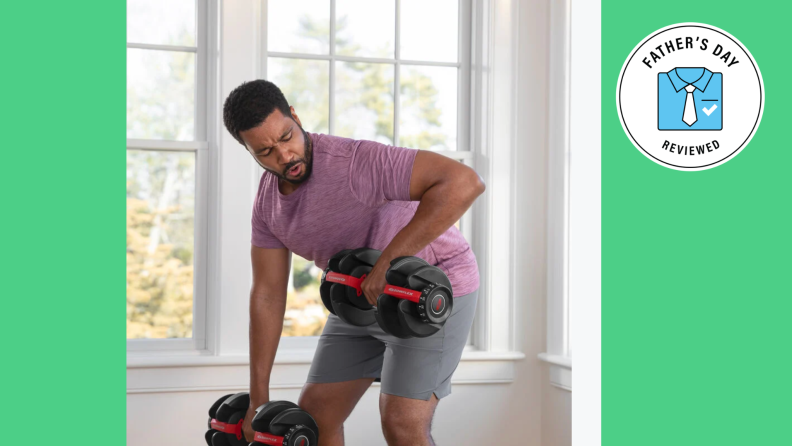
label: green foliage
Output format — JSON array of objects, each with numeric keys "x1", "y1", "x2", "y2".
[
  {"x1": 127, "y1": 197, "x2": 193, "y2": 339},
  {"x1": 293, "y1": 263, "x2": 315, "y2": 290},
  {"x1": 126, "y1": 150, "x2": 195, "y2": 340},
  {"x1": 271, "y1": 12, "x2": 449, "y2": 149}
]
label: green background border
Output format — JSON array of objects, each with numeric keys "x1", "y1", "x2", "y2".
[
  {"x1": 605, "y1": 1, "x2": 791, "y2": 444},
  {"x1": 0, "y1": 2, "x2": 125, "y2": 444},
  {"x1": 2, "y1": 1, "x2": 790, "y2": 444}
]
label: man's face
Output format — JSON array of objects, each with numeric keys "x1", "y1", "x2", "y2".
[{"x1": 240, "y1": 107, "x2": 313, "y2": 185}]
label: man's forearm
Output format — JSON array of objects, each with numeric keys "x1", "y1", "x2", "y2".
[
  {"x1": 249, "y1": 295, "x2": 286, "y2": 408},
  {"x1": 381, "y1": 178, "x2": 483, "y2": 262}
]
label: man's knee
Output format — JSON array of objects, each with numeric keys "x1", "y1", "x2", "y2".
[
  {"x1": 298, "y1": 380, "x2": 373, "y2": 433},
  {"x1": 298, "y1": 385, "x2": 344, "y2": 430},
  {"x1": 381, "y1": 405, "x2": 432, "y2": 444}
]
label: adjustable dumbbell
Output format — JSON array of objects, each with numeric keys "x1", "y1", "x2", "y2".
[
  {"x1": 321, "y1": 249, "x2": 453, "y2": 339},
  {"x1": 319, "y1": 248, "x2": 381, "y2": 326},
  {"x1": 206, "y1": 393, "x2": 319, "y2": 446},
  {"x1": 374, "y1": 256, "x2": 453, "y2": 339},
  {"x1": 206, "y1": 392, "x2": 250, "y2": 446},
  {"x1": 206, "y1": 393, "x2": 235, "y2": 445},
  {"x1": 250, "y1": 400, "x2": 319, "y2": 446}
]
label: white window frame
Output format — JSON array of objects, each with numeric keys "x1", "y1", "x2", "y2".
[
  {"x1": 538, "y1": 0, "x2": 601, "y2": 393},
  {"x1": 126, "y1": 0, "x2": 213, "y2": 354},
  {"x1": 128, "y1": 0, "x2": 527, "y2": 384}
]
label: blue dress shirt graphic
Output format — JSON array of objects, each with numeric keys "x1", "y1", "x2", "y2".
[{"x1": 658, "y1": 67, "x2": 722, "y2": 130}]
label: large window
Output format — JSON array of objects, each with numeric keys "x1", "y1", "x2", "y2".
[
  {"x1": 126, "y1": 0, "x2": 209, "y2": 351},
  {"x1": 125, "y1": 0, "x2": 473, "y2": 352},
  {"x1": 263, "y1": 0, "x2": 472, "y2": 338}
]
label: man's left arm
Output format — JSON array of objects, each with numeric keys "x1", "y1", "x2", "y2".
[{"x1": 360, "y1": 150, "x2": 486, "y2": 306}]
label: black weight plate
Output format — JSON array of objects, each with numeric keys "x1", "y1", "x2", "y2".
[
  {"x1": 406, "y1": 265, "x2": 453, "y2": 324},
  {"x1": 422, "y1": 286, "x2": 453, "y2": 324},
  {"x1": 336, "y1": 248, "x2": 369, "y2": 273},
  {"x1": 286, "y1": 425, "x2": 318, "y2": 446},
  {"x1": 251, "y1": 400, "x2": 300, "y2": 433},
  {"x1": 389, "y1": 255, "x2": 430, "y2": 268},
  {"x1": 352, "y1": 247, "x2": 381, "y2": 266},
  {"x1": 211, "y1": 431, "x2": 232, "y2": 446},
  {"x1": 331, "y1": 283, "x2": 375, "y2": 326},
  {"x1": 345, "y1": 265, "x2": 373, "y2": 309},
  {"x1": 270, "y1": 408, "x2": 319, "y2": 437},
  {"x1": 215, "y1": 392, "x2": 249, "y2": 421},
  {"x1": 329, "y1": 283, "x2": 352, "y2": 312},
  {"x1": 389, "y1": 255, "x2": 417, "y2": 266},
  {"x1": 209, "y1": 393, "x2": 234, "y2": 419},
  {"x1": 328, "y1": 249, "x2": 353, "y2": 272},
  {"x1": 397, "y1": 299, "x2": 441, "y2": 338},
  {"x1": 406, "y1": 265, "x2": 453, "y2": 292},
  {"x1": 319, "y1": 278, "x2": 336, "y2": 315},
  {"x1": 205, "y1": 430, "x2": 214, "y2": 446},
  {"x1": 385, "y1": 257, "x2": 428, "y2": 286},
  {"x1": 375, "y1": 294, "x2": 414, "y2": 339},
  {"x1": 331, "y1": 297, "x2": 377, "y2": 326},
  {"x1": 338, "y1": 248, "x2": 380, "y2": 274}
]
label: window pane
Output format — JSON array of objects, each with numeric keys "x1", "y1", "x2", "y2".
[
  {"x1": 399, "y1": 65, "x2": 457, "y2": 150},
  {"x1": 336, "y1": 0, "x2": 395, "y2": 58},
  {"x1": 283, "y1": 254, "x2": 329, "y2": 336},
  {"x1": 400, "y1": 0, "x2": 458, "y2": 63},
  {"x1": 127, "y1": 150, "x2": 196, "y2": 339},
  {"x1": 267, "y1": 58, "x2": 329, "y2": 134},
  {"x1": 335, "y1": 62, "x2": 394, "y2": 144},
  {"x1": 127, "y1": 0, "x2": 196, "y2": 47},
  {"x1": 127, "y1": 48, "x2": 195, "y2": 141},
  {"x1": 268, "y1": 0, "x2": 330, "y2": 55}
]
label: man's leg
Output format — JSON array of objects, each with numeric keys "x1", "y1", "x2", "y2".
[
  {"x1": 370, "y1": 289, "x2": 479, "y2": 445},
  {"x1": 298, "y1": 377, "x2": 376, "y2": 446},
  {"x1": 380, "y1": 392, "x2": 440, "y2": 446}
]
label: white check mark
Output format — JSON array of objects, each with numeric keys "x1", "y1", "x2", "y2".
[{"x1": 702, "y1": 104, "x2": 718, "y2": 116}]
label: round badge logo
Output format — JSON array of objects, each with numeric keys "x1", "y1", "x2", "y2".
[
  {"x1": 617, "y1": 23, "x2": 764, "y2": 170},
  {"x1": 430, "y1": 294, "x2": 445, "y2": 314}
]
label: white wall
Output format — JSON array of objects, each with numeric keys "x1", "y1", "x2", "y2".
[{"x1": 126, "y1": 0, "x2": 575, "y2": 445}]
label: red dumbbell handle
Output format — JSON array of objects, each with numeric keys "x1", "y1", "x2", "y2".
[
  {"x1": 210, "y1": 418, "x2": 244, "y2": 440},
  {"x1": 210, "y1": 418, "x2": 286, "y2": 445},
  {"x1": 324, "y1": 271, "x2": 422, "y2": 303}
]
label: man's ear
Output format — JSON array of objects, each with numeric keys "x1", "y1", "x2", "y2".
[{"x1": 290, "y1": 106, "x2": 302, "y2": 128}]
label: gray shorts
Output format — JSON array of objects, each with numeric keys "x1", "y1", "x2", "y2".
[{"x1": 306, "y1": 289, "x2": 479, "y2": 401}]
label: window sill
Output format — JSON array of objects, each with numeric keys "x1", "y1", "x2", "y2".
[
  {"x1": 127, "y1": 348, "x2": 526, "y2": 394},
  {"x1": 538, "y1": 353, "x2": 572, "y2": 391},
  {"x1": 127, "y1": 347, "x2": 526, "y2": 369}
]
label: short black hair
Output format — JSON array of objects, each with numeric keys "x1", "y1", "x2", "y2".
[{"x1": 222, "y1": 79, "x2": 292, "y2": 147}]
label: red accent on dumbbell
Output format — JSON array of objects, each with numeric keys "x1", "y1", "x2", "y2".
[
  {"x1": 254, "y1": 431, "x2": 286, "y2": 445},
  {"x1": 381, "y1": 285, "x2": 422, "y2": 303},
  {"x1": 210, "y1": 418, "x2": 244, "y2": 440},
  {"x1": 325, "y1": 272, "x2": 423, "y2": 303},
  {"x1": 325, "y1": 271, "x2": 367, "y2": 296}
]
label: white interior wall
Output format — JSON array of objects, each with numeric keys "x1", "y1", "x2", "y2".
[{"x1": 126, "y1": 0, "x2": 575, "y2": 445}]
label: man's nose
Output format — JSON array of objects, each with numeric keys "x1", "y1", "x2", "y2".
[{"x1": 275, "y1": 146, "x2": 294, "y2": 165}]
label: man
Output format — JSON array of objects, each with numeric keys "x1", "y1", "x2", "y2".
[{"x1": 222, "y1": 79, "x2": 484, "y2": 446}]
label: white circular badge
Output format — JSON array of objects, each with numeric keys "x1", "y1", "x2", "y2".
[{"x1": 617, "y1": 23, "x2": 764, "y2": 170}]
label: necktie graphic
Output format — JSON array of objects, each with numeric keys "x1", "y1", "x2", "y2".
[{"x1": 682, "y1": 84, "x2": 697, "y2": 126}]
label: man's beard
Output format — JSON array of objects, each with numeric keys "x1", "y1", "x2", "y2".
[{"x1": 264, "y1": 125, "x2": 313, "y2": 185}]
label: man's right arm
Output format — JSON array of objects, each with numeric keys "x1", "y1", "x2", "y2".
[{"x1": 248, "y1": 245, "x2": 291, "y2": 409}]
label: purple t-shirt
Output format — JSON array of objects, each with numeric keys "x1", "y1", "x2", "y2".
[{"x1": 251, "y1": 132, "x2": 479, "y2": 297}]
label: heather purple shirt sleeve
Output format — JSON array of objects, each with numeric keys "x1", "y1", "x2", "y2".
[
  {"x1": 251, "y1": 185, "x2": 286, "y2": 249},
  {"x1": 349, "y1": 140, "x2": 418, "y2": 207}
]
